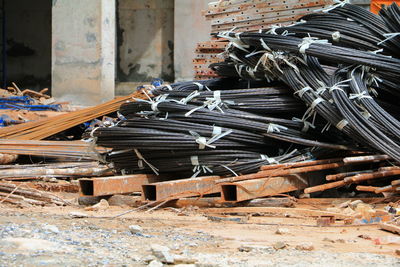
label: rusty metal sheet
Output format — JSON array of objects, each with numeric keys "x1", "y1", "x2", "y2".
[
  {"x1": 210, "y1": 2, "x2": 330, "y2": 25},
  {"x1": 211, "y1": 6, "x2": 326, "y2": 29},
  {"x1": 205, "y1": 0, "x2": 332, "y2": 18},
  {"x1": 141, "y1": 176, "x2": 221, "y2": 201},
  {"x1": 220, "y1": 175, "x2": 308, "y2": 202},
  {"x1": 79, "y1": 174, "x2": 161, "y2": 196}
]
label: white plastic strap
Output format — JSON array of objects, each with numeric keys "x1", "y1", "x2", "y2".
[
  {"x1": 134, "y1": 149, "x2": 159, "y2": 175},
  {"x1": 298, "y1": 37, "x2": 329, "y2": 54},
  {"x1": 193, "y1": 82, "x2": 204, "y2": 90},
  {"x1": 377, "y1": 32, "x2": 400, "y2": 45},
  {"x1": 179, "y1": 90, "x2": 200, "y2": 104},
  {"x1": 332, "y1": 31, "x2": 341, "y2": 42},
  {"x1": 212, "y1": 126, "x2": 222, "y2": 136},
  {"x1": 260, "y1": 154, "x2": 277, "y2": 164},
  {"x1": 294, "y1": 86, "x2": 312, "y2": 98},
  {"x1": 349, "y1": 91, "x2": 372, "y2": 100},
  {"x1": 190, "y1": 155, "x2": 199, "y2": 166},
  {"x1": 336, "y1": 119, "x2": 349, "y2": 131},
  {"x1": 165, "y1": 84, "x2": 173, "y2": 91},
  {"x1": 311, "y1": 97, "x2": 325, "y2": 110},
  {"x1": 267, "y1": 123, "x2": 288, "y2": 133}
]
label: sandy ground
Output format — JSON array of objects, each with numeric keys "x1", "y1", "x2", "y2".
[{"x1": 0, "y1": 202, "x2": 399, "y2": 267}]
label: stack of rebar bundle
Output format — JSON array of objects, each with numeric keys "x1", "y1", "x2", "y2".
[
  {"x1": 92, "y1": 77, "x2": 354, "y2": 178},
  {"x1": 207, "y1": 2, "x2": 400, "y2": 193}
]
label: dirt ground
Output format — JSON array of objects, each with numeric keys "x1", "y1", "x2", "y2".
[{"x1": 0, "y1": 200, "x2": 399, "y2": 267}]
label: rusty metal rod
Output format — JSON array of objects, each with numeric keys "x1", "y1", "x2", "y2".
[
  {"x1": 260, "y1": 157, "x2": 343, "y2": 171},
  {"x1": 326, "y1": 169, "x2": 375, "y2": 181},
  {"x1": 217, "y1": 161, "x2": 348, "y2": 184}
]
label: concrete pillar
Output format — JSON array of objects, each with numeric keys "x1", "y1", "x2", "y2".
[
  {"x1": 52, "y1": 0, "x2": 115, "y2": 106},
  {"x1": 174, "y1": 0, "x2": 212, "y2": 81}
]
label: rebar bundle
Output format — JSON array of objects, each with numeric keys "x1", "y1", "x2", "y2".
[{"x1": 210, "y1": 2, "x2": 400, "y2": 163}]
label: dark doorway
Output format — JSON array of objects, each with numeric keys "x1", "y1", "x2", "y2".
[{"x1": 3, "y1": 0, "x2": 51, "y2": 93}]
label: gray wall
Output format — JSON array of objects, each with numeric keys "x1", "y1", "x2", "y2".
[
  {"x1": 5, "y1": 0, "x2": 51, "y2": 91},
  {"x1": 52, "y1": 0, "x2": 115, "y2": 106},
  {"x1": 174, "y1": 0, "x2": 213, "y2": 81},
  {"x1": 117, "y1": 0, "x2": 174, "y2": 83}
]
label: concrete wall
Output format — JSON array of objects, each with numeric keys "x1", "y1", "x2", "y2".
[
  {"x1": 5, "y1": 0, "x2": 51, "y2": 91},
  {"x1": 174, "y1": 0, "x2": 213, "y2": 81},
  {"x1": 52, "y1": 0, "x2": 115, "y2": 106},
  {"x1": 117, "y1": 0, "x2": 174, "y2": 84}
]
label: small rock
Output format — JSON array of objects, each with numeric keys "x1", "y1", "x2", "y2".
[
  {"x1": 295, "y1": 242, "x2": 314, "y2": 251},
  {"x1": 173, "y1": 254, "x2": 197, "y2": 264},
  {"x1": 129, "y1": 225, "x2": 143, "y2": 234},
  {"x1": 395, "y1": 249, "x2": 400, "y2": 256},
  {"x1": 336, "y1": 239, "x2": 346, "y2": 243},
  {"x1": 108, "y1": 195, "x2": 141, "y2": 207},
  {"x1": 69, "y1": 211, "x2": 89, "y2": 218},
  {"x1": 151, "y1": 244, "x2": 174, "y2": 264},
  {"x1": 84, "y1": 199, "x2": 109, "y2": 211},
  {"x1": 42, "y1": 224, "x2": 60, "y2": 234},
  {"x1": 148, "y1": 259, "x2": 163, "y2": 267},
  {"x1": 358, "y1": 234, "x2": 371, "y2": 240},
  {"x1": 0, "y1": 238, "x2": 61, "y2": 252},
  {"x1": 273, "y1": 241, "x2": 287, "y2": 250},
  {"x1": 142, "y1": 255, "x2": 157, "y2": 263},
  {"x1": 49, "y1": 177, "x2": 58, "y2": 183},
  {"x1": 275, "y1": 228, "x2": 290, "y2": 235},
  {"x1": 349, "y1": 200, "x2": 364, "y2": 209},
  {"x1": 323, "y1": 237, "x2": 335, "y2": 243},
  {"x1": 338, "y1": 200, "x2": 351, "y2": 209},
  {"x1": 173, "y1": 265, "x2": 196, "y2": 267}
]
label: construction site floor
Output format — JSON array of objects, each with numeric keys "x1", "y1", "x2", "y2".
[{"x1": 0, "y1": 204, "x2": 399, "y2": 267}]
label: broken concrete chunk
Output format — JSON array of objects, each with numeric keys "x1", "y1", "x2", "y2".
[
  {"x1": 273, "y1": 241, "x2": 287, "y2": 250},
  {"x1": 275, "y1": 228, "x2": 290, "y2": 235},
  {"x1": 151, "y1": 244, "x2": 174, "y2": 264},
  {"x1": 69, "y1": 211, "x2": 89, "y2": 218},
  {"x1": 148, "y1": 259, "x2": 163, "y2": 267},
  {"x1": 296, "y1": 242, "x2": 314, "y2": 251},
  {"x1": 129, "y1": 225, "x2": 143, "y2": 234}
]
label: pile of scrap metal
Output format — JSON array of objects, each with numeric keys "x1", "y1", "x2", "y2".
[{"x1": 79, "y1": 2, "x2": 400, "y2": 208}]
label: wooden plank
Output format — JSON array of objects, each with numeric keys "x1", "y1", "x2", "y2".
[
  {"x1": 203, "y1": 206, "x2": 354, "y2": 219},
  {"x1": 379, "y1": 223, "x2": 400, "y2": 235}
]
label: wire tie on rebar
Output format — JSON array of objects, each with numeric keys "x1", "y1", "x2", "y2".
[
  {"x1": 314, "y1": 0, "x2": 350, "y2": 13},
  {"x1": 377, "y1": 32, "x2": 400, "y2": 45},
  {"x1": 190, "y1": 156, "x2": 213, "y2": 178},
  {"x1": 292, "y1": 117, "x2": 315, "y2": 132},
  {"x1": 260, "y1": 154, "x2": 278, "y2": 164},
  {"x1": 212, "y1": 126, "x2": 222, "y2": 137},
  {"x1": 336, "y1": 119, "x2": 349, "y2": 131},
  {"x1": 179, "y1": 90, "x2": 201, "y2": 104},
  {"x1": 294, "y1": 86, "x2": 312, "y2": 98},
  {"x1": 332, "y1": 31, "x2": 341, "y2": 42},
  {"x1": 193, "y1": 82, "x2": 204, "y2": 90},
  {"x1": 165, "y1": 84, "x2": 173, "y2": 91},
  {"x1": 267, "y1": 123, "x2": 288, "y2": 133},
  {"x1": 310, "y1": 97, "x2": 325, "y2": 110},
  {"x1": 349, "y1": 91, "x2": 372, "y2": 101},
  {"x1": 298, "y1": 37, "x2": 329, "y2": 54},
  {"x1": 134, "y1": 149, "x2": 159, "y2": 175}
]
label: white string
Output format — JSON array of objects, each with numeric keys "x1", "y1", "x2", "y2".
[
  {"x1": 336, "y1": 119, "x2": 349, "y2": 131},
  {"x1": 267, "y1": 123, "x2": 288, "y2": 133},
  {"x1": 298, "y1": 37, "x2": 330, "y2": 54},
  {"x1": 377, "y1": 32, "x2": 400, "y2": 45},
  {"x1": 349, "y1": 91, "x2": 372, "y2": 101},
  {"x1": 294, "y1": 86, "x2": 312, "y2": 98},
  {"x1": 133, "y1": 149, "x2": 159, "y2": 175}
]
